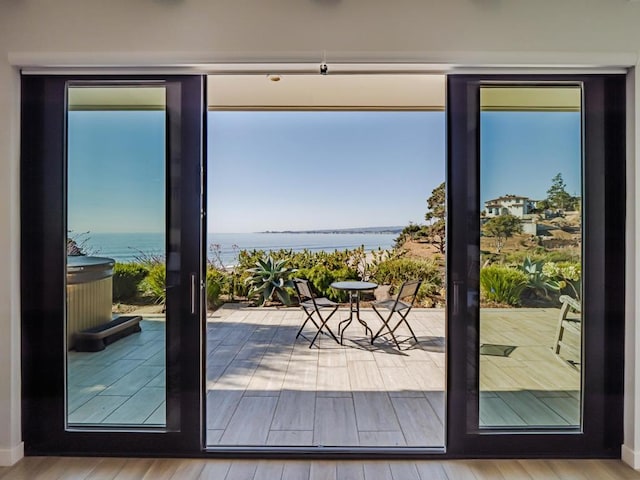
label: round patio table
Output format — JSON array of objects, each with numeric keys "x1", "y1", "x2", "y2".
[{"x1": 330, "y1": 281, "x2": 378, "y2": 344}]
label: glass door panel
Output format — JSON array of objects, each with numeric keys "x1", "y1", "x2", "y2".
[
  {"x1": 66, "y1": 85, "x2": 168, "y2": 427},
  {"x1": 479, "y1": 85, "x2": 583, "y2": 429},
  {"x1": 22, "y1": 75, "x2": 203, "y2": 454},
  {"x1": 447, "y1": 74, "x2": 624, "y2": 457}
]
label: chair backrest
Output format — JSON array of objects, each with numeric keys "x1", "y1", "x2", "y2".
[
  {"x1": 293, "y1": 278, "x2": 314, "y2": 302},
  {"x1": 396, "y1": 280, "x2": 421, "y2": 305}
]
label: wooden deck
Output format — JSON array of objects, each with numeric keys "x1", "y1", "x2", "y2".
[
  {"x1": 206, "y1": 306, "x2": 446, "y2": 447},
  {"x1": 67, "y1": 317, "x2": 166, "y2": 426},
  {"x1": 67, "y1": 305, "x2": 580, "y2": 447}
]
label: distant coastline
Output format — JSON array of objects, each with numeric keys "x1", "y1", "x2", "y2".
[
  {"x1": 259, "y1": 226, "x2": 403, "y2": 235},
  {"x1": 80, "y1": 231, "x2": 398, "y2": 265}
]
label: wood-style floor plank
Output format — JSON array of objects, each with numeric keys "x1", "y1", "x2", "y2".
[
  {"x1": 2, "y1": 458, "x2": 640, "y2": 480},
  {"x1": 414, "y1": 461, "x2": 449, "y2": 480},
  {"x1": 67, "y1": 307, "x2": 587, "y2": 448},
  {"x1": 219, "y1": 396, "x2": 278, "y2": 445},
  {"x1": 314, "y1": 397, "x2": 359, "y2": 446},
  {"x1": 362, "y1": 461, "x2": 393, "y2": 480},
  {"x1": 84, "y1": 457, "x2": 127, "y2": 480},
  {"x1": 223, "y1": 462, "x2": 258, "y2": 480},
  {"x1": 388, "y1": 461, "x2": 421, "y2": 480},
  {"x1": 309, "y1": 461, "x2": 337, "y2": 480},
  {"x1": 205, "y1": 307, "x2": 578, "y2": 445},
  {"x1": 282, "y1": 461, "x2": 311, "y2": 480},
  {"x1": 335, "y1": 462, "x2": 364, "y2": 480},
  {"x1": 198, "y1": 461, "x2": 232, "y2": 480}
]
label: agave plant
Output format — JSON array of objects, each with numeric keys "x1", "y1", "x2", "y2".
[
  {"x1": 519, "y1": 257, "x2": 552, "y2": 298},
  {"x1": 245, "y1": 255, "x2": 297, "y2": 306}
]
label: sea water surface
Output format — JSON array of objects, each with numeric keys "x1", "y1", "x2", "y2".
[{"x1": 81, "y1": 232, "x2": 397, "y2": 266}]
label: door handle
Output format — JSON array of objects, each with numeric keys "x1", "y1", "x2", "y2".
[
  {"x1": 452, "y1": 280, "x2": 462, "y2": 316},
  {"x1": 190, "y1": 273, "x2": 197, "y2": 315}
]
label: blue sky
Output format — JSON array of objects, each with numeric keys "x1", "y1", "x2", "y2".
[
  {"x1": 207, "y1": 111, "x2": 445, "y2": 233},
  {"x1": 67, "y1": 109, "x2": 580, "y2": 235},
  {"x1": 67, "y1": 111, "x2": 165, "y2": 234},
  {"x1": 481, "y1": 111, "x2": 582, "y2": 206}
]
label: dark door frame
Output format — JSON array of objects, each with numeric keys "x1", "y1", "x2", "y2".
[
  {"x1": 21, "y1": 74, "x2": 206, "y2": 455},
  {"x1": 446, "y1": 74, "x2": 626, "y2": 457},
  {"x1": 20, "y1": 72, "x2": 625, "y2": 458}
]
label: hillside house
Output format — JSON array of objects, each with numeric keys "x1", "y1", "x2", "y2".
[{"x1": 484, "y1": 194, "x2": 536, "y2": 218}]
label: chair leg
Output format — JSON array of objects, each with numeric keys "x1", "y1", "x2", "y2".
[
  {"x1": 306, "y1": 307, "x2": 339, "y2": 348},
  {"x1": 372, "y1": 307, "x2": 420, "y2": 350},
  {"x1": 389, "y1": 311, "x2": 419, "y2": 345},
  {"x1": 554, "y1": 301, "x2": 571, "y2": 355},
  {"x1": 371, "y1": 306, "x2": 401, "y2": 349},
  {"x1": 296, "y1": 309, "x2": 321, "y2": 340}
]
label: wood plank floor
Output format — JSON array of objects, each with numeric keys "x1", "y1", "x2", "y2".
[{"x1": 2, "y1": 457, "x2": 640, "y2": 480}]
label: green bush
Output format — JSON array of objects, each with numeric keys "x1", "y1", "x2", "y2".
[
  {"x1": 373, "y1": 258, "x2": 441, "y2": 288},
  {"x1": 502, "y1": 249, "x2": 581, "y2": 266},
  {"x1": 112, "y1": 262, "x2": 148, "y2": 301},
  {"x1": 480, "y1": 265, "x2": 528, "y2": 306},
  {"x1": 142, "y1": 262, "x2": 166, "y2": 304},
  {"x1": 296, "y1": 264, "x2": 359, "y2": 302},
  {"x1": 206, "y1": 268, "x2": 226, "y2": 309},
  {"x1": 371, "y1": 257, "x2": 443, "y2": 306}
]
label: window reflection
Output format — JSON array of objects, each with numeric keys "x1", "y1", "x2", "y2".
[
  {"x1": 66, "y1": 86, "x2": 167, "y2": 428},
  {"x1": 479, "y1": 86, "x2": 582, "y2": 429}
]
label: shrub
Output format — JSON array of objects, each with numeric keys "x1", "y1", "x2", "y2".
[
  {"x1": 112, "y1": 262, "x2": 148, "y2": 301},
  {"x1": 372, "y1": 257, "x2": 442, "y2": 306},
  {"x1": 206, "y1": 268, "x2": 226, "y2": 309},
  {"x1": 373, "y1": 258, "x2": 441, "y2": 288},
  {"x1": 296, "y1": 264, "x2": 359, "y2": 302},
  {"x1": 541, "y1": 261, "x2": 582, "y2": 300},
  {"x1": 142, "y1": 262, "x2": 166, "y2": 304},
  {"x1": 503, "y1": 249, "x2": 581, "y2": 266},
  {"x1": 480, "y1": 265, "x2": 528, "y2": 306}
]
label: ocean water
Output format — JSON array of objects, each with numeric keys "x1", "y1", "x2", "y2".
[{"x1": 80, "y1": 232, "x2": 397, "y2": 266}]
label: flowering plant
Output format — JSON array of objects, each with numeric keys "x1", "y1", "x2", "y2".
[{"x1": 541, "y1": 261, "x2": 581, "y2": 301}]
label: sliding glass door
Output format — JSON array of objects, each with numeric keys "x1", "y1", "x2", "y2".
[
  {"x1": 20, "y1": 71, "x2": 626, "y2": 458},
  {"x1": 21, "y1": 76, "x2": 204, "y2": 454},
  {"x1": 447, "y1": 75, "x2": 625, "y2": 456}
]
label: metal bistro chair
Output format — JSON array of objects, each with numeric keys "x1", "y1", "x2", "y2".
[
  {"x1": 371, "y1": 280, "x2": 422, "y2": 350},
  {"x1": 293, "y1": 278, "x2": 340, "y2": 348}
]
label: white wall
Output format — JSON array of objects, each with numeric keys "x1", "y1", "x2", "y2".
[{"x1": 2, "y1": 0, "x2": 640, "y2": 467}]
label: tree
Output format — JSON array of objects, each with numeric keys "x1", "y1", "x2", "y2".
[
  {"x1": 482, "y1": 214, "x2": 522, "y2": 253},
  {"x1": 424, "y1": 182, "x2": 446, "y2": 253},
  {"x1": 546, "y1": 173, "x2": 574, "y2": 211},
  {"x1": 393, "y1": 223, "x2": 424, "y2": 249}
]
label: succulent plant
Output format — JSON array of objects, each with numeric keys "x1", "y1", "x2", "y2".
[{"x1": 245, "y1": 255, "x2": 297, "y2": 306}]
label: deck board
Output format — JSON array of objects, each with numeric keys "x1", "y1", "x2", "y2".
[{"x1": 67, "y1": 306, "x2": 581, "y2": 446}]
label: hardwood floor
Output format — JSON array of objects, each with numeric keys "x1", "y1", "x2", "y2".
[{"x1": 2, "y1": 457, "x2": 640, "y2": 480}]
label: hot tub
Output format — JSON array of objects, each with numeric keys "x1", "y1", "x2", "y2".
[{"x1": 66, "y1": 256, "x2": 115, "y2": 350}]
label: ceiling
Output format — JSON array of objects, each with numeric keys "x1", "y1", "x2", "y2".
[{"x1": 207, "y1": 74, "x2": 445, "y2": 110}]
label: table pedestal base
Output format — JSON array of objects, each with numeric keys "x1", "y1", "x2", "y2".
[{"x1": 338, "y1": 290, "x2": 373, "y2": 345}]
